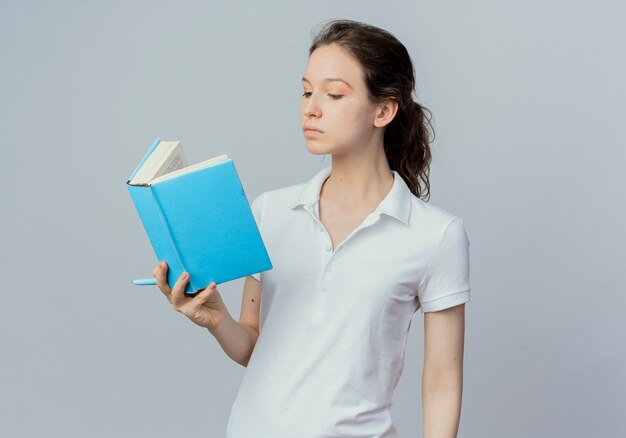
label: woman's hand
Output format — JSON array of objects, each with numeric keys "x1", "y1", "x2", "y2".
[{"x1": 151, "y1": 261, "x2": 228, "y2": 331}]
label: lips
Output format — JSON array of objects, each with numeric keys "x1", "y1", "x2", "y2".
[{"x1": 303, "y1": 125, "x2": 323, "y2": 135}]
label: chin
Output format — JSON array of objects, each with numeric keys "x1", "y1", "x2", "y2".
[
  {"x1": 304, "y1": 139, "x2": 338, "y2": 156},
  {"x1": 305, "y1": 145, "x2": 328, "y2": 156}
]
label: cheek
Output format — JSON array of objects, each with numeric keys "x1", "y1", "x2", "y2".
[{"x1": 348, "y1": 105, "x2": 372, "y2": 129}]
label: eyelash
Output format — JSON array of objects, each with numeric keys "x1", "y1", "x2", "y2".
[{"x1": 302, "y1": 91, "x2": 343, "y2": 100}]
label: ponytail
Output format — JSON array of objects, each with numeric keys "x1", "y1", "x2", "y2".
[{"x1": 384, "y1": 101, "x2": 434, "y2": 200}]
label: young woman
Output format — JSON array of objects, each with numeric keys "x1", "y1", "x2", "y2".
[{"x1": 152, "y1": 19, "x2": 470, "y2": 438}]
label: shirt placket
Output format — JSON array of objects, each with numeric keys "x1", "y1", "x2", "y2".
[{"x1": 304, "y1": 203, "x2": 381, "y2": 325}]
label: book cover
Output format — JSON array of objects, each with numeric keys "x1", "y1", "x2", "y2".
[{"x1": 127, "y1": 139, "x2": 272, "y2": 293}]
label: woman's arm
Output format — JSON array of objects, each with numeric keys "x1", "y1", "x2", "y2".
[
  {"x1": 209, "y1": 275, "x2": 262, "y2": 367},
  {"x1": 422, "y1": 303, "x2": 466, "y2": 438},
  {"x1": 152, "y1": 261, "x2": 262, "y2": 367}
]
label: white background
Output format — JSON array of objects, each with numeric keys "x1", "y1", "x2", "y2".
[{"x1": 1, "y1": 1, "x2": 624, "y2": 436}]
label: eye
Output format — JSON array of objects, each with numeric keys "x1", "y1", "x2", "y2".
[
  {"x1": 302, "y1": 91, "x2": 312, "y2": 98},
  {"x1": 328, "y1": 94, "x2": 343, "y2": 100}
]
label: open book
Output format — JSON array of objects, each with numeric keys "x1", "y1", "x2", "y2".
[
  {"x1": 127, "y1": 138, "x2": 272, "y2": 293},
  {"x1": 128, "y1": 139, "x2": 230, "y2": 186}
]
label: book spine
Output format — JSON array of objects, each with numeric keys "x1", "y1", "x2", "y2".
[
  {"x1": 149, "y1": 188, "x2": 197, "y2": 292},
  {"x1": 127, "y1": 138, "x2": 161, "y2": 182},
  {"x1": 127, "y1": 184, "x2": 192, "y2": 292}
]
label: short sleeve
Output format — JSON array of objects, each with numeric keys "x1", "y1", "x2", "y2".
[
  {"x1": 248, "y1": 192, "x2": 267, "y2": 282},
  {"x1": 417, "y1": 217, "x2": 471, "y2": 313}
]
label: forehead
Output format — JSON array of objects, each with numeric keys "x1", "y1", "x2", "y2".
[{"x1": 304, "y1": 44, "x2": 364, "y2": 85}]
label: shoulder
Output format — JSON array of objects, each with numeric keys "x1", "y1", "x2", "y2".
[
  {"x1": 251, "y1": 182, "x2": 306, "y2": 210},
  {"x1": 249, "y1": 181, "x2": 308, "y2": 224},
  {"x1": 408, "y1": 196, "x2": 464, "y2": 233},
  {"x1": 262, "y1": 182, "x2": 307, "y2": 204},
  {"x1": 401, "y1": 196, "x2": 470, "y2": 256}
]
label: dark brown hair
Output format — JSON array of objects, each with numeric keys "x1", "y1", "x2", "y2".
[{"x1": 310, "y1": 19, "x2": 434, "y2": 200}]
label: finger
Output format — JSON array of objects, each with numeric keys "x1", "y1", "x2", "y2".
[
  {"x1": 192, "y1": 282, "x2": 217, "y2": 306},
  {"x1": 154, "y1": 261, "x2": 172, "y2": 295},
  {"x1": 177, "y1": 283, "x2": 217, "y2": 324},
  {"x1": 171, "y1": 271, "x2": 190, "y2": 310}
]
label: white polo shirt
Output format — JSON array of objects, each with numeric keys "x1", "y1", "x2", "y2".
[{"x1": 226, "y1": 168, "x2": 470, "y2": 438}]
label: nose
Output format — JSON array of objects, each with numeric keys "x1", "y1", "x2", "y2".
[{"x1": 302, "y1": 93, "x2": 322, "y2": 118}]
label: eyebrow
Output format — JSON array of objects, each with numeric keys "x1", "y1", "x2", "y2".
[{"x1": 302, "y1": 76, "x2": 353, "y2": 90}]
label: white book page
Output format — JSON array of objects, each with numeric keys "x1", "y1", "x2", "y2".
[
  {"x1": 130, "y1": 141, "x2": 187, "y2": 184},
  {"x1": 150, "y1": 145, "x2": 188, "y2": 181},
  {"x1": 150, "y1": 154, "x2": 229, "y2": 184}
]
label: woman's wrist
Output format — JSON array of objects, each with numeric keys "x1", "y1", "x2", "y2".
[
  {"x1": 207, "y1": 309, "x2": 258, "y2": 367},
  {"x1": 207, "y1": 309, "x2": 232, "y2": 334}
]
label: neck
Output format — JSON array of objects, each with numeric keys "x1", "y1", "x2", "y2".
[{"x1": 323, "y1": 140, "x2": 393, "y2": 207}]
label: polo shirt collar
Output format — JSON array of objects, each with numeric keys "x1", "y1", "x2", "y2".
[{"x1": 291, "y1": 167, "x2": 411, "y2": 225}]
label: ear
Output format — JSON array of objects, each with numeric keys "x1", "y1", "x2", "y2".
[{"x1": 373, "y1": 98, "x2": 399, "y2": 128}]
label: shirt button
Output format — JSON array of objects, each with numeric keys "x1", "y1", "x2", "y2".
[
  {"x1": 325, "y1": 244, "x2": 332, "y2": 251},
  {"x1": 321, "y1": 286, "x2": 327, "y2": 293}
]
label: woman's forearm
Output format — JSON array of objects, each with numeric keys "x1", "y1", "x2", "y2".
[
  {"x1": 208, "y1": 311, "x2": 259, "y2": 367},
  {"x1": 422, "y1": 368, "x2": 463, "y2": 438},
  {"x1": 422, "y1": 304, "x2": 466, "y2": 437}
]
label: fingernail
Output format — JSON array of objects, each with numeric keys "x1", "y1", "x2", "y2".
[
  {"x1": 183, "y1": 272, "x2": 189, "y2": 279},
  {"x1": 159, "y1": 261, "x2": 164, "y2": 269}
]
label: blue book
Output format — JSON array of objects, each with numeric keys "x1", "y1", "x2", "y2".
[{"x1": 127, "y1": 138, "x2": 272, "y2": 293}]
